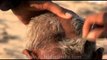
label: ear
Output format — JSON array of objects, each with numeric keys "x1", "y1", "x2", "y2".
[{"x1": 22, "y1": 49, "x2": 33, "y2": 59}]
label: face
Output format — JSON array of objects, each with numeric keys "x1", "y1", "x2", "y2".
[{"x1": 0, "y1": 0, "x2": 11, "y2": 11}]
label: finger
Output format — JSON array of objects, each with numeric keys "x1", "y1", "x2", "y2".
[
  {"x1": 82, "y1": 17, "x2": 92, "y2": 38},
  {"x1": 96, "y1": 12, "x2": 104, "y2": 25},
  {"x1": 44, "y1": 2, "x2": 72, "y2": 19},
  {"x1": 86, "y1": 28, "x2": 104, "y2": 41}
]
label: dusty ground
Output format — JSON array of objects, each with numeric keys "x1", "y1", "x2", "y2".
[{"x1": 0, "y1": 1, "x2": 107, "y2": 59}]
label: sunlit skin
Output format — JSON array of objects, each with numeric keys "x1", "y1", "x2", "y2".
[{"x1": 82, "y1": 12, "x2": 107, "y2": 41}]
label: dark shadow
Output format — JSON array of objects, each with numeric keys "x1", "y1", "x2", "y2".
[
  {"x1": 0, "y1": 19, "x2": 20, "y2": 43},
  {"x1": 0, "y1": 31, "x2": 20, "y2": 43}
]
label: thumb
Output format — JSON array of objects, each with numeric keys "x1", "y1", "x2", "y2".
[
  {"x1": 82, "y1": 17, "x2": 92, "y2": 38},
  {"x1": 86, "y1": 28, "x2": 103, "y2": 41}
]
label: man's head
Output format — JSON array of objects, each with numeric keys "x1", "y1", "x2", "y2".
[{"x1": 23, "y1": 12, "x2": 104, "y2": 59}]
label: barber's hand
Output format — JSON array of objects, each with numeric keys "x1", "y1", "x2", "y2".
[
  {"x1": 30, "y1": 2, "x2": 72, "y2": 19},
  {"x1": 82, "y1": 12, "x2": 106, "y2": 41}
]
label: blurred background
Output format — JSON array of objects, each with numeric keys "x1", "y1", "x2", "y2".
[{"x1": 0, "y1": 1, "x2": 107, "y2": 59}]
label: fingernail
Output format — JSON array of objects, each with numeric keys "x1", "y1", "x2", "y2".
[{"x1": 65, "y1": 12, "x2": 72, "y2": 19}]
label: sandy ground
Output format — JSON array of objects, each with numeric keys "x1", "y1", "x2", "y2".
[{"x1": 0, "y1": 1, "x2": 107, "y2": 59}]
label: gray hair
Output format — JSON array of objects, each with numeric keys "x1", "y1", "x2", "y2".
[{"x1": 25, "y1": 12, "x2": 95, "y2": 59}]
